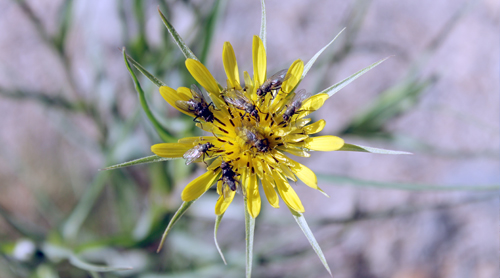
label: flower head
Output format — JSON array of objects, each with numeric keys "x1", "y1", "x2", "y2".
[{"x1": 151, "y1": 36, "x2": 344, "y2": 218}]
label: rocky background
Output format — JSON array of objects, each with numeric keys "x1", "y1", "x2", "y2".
[{"x1": 0, "y1": 1, "x2": 498, "y2": 277}]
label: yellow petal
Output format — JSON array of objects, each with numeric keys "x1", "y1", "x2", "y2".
[
  {"x1": 223, "y1": 42, "x2": 241, "y2": 90},
  {"x1": 279, "y1": 163, "x2": 298, "y2": 181},
  {"x1": 215, "y1": 187, "x2": 236, "y2": 215},
  {"x1": 181, "y1": 169, "x2": 221, "y2": 202},
  {"x1": 302, "y1": 119, "x2": 326, "y2": 135},
  {"x1": 298, "y1": 93, "x2": 329, "y2": 118},
  {"x1": 185, "y1": 59, "x2": 220, "y2": 96},
  {"x1": 273, "y1": 171, "x2": 304, "y2": 213},
  {"x1": 280, "y1": 59, "x2": 304, "y2": 94},
  {"x1": 246, "y1": 172, "x2": 261, "y2": 218},
  {"x1": 280, "y1": 147, "x2": 311, "y2": 158},
  {"x1": 151, "y1": 143, "x2": 193, "y2": 157},
  {"x1": 261, "y1": 176, "x2": 279, "y2": 208},
  {"x1": 159, "y1": 86, "x2": 194, "y2": 117},
  {"x1": 243, "y1": 71, "x2": 254, "y2": 96},
  {"x1": 252, "y1": 36, "x2": 267, "y2": 88},
  {"x1": 286, "y1": 157, "x2": 319, "y2": 191},
  {"x1": 177, "y1": 136, "x2": 215, "y2": 144},
  {"x1": 304, "y1": 135, "x2": 344, "y2": 151}
]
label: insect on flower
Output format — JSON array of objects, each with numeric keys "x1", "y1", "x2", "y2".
[
  {"x1": 175, "y1": 84, "x2": 216, "y2": 123},
  {"x1": 281, "y1": 89, "x2": 312, "y2": 124},
  {"x1": 256, "y1": 69, "x2": 290, "y2": 99},
  {"x1": 219, "y1": 160, "x2": 240, "y2": 192},
  {"x1": 223, "y1": 89, "x2": 260, "y2": 121},
  {"x1": 238, "y1": 122, "x2": 270, "y2": 153},
  {"x1": 183, "y1": 142, "x2": 214, "y2": 165}
]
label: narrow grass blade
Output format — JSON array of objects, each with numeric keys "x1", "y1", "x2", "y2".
[
  {"x1": 317, "y1": 174, "x2": 500, "y2": 191},
  {"x1": 200, "y1": 0, "x2": 224, "y2": 64},
  {"x1": 157, "y1": 201, "x2": 195, "y2": 252},
  {"x1": 158, "y1": 8, "x2": 199, "y2": 61},
  {"x1": 319, "y1": 57, "x2": 390, "y2": 98},
  {"x1": 100, "y1": 155, "x2": 179, "y2": 171},
  {"x1": 69, "y1": 254, "x2": 132, "y2": 272},
  {"x1": 339, "y1": 143, "x2": 412, "y2": 155},
  {"x1": 289, "y1": 208, "x2": 332, "y2": 277},
  {"x1": 123, "y1": 48, "x2": 174, "y2": 143},
  {"x1": 125, "y1": 54, "x2": 166, "y2": 87},
  {"x1": 214, "y1": 214, "x2": 227, "y2": 265},
  {"x1": 259, "y1": 0, "x2": 267, "y2": 50},
  {"x1": 302, "y1": 28, "x2": 345, "y2": 81},
  {"x1": 244, "y1": 200, "x2": 255, "y2": 278}
]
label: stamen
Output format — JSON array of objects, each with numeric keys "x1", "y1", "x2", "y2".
[
  {"x1": 214, "y1": 117, "x2": 226, "y2": 126},
  {"x1": 218, "y1": 127, "x2": 229, "y2": 134}
]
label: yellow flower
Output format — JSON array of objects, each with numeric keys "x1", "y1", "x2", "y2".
[{"x1": 151, "y1": 36, "x2": 344, "y2": 218}]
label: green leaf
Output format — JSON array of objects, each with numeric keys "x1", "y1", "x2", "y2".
[
  {"x1": 338, "y1": 143, "x2": 412, "y2": 155},
  {"x1": 157, "y1": 201, "x2": 195, "y2": 252},
  {"x1": 289, "y1": 208, "x2": 332, "y2": 277},
  {"x1": 69, "y1": 254, "x2": 132, "y2": 272},
  {"x1": 123, "y1": 48, "x2": 174, "y2": 143},
  {"x1": 125, "y1": 54, "x2": 166, "y2": 88},
  {"x1": 158, "y1": 8, "x2": 199, "y2": 61},
  {"x1": 317, "y1": 174, "x2": 500, "y2": 191},
  {"x1": 302, "y1": 28, "x2": 345, "y2": 81},
  {"x1": 259, "y1": 0, "x2": 266, "y2": 50},
  {"x1": 100, "y1": 155, "x2": 179, "y2": 171},
  {"x1": 319, "y1": 57, "x2": 390, "y2": 97},
  {"x1": 214, "y1": 214, "x2": 227, "y2": 265},
  {"x1": 244, "y1": 199, "x2": 255, "y2": 278}
]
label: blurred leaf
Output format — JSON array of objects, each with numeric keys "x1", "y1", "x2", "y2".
[
  {"x1": 317, "y1": 174, "x2": 500, "y2": 191},
  {"x1": 125, "y1": 54, "x2": 166, "y2": 88},
  {"x1": 342, "y1": 78, "x2": 435, "y2": 136},
  {"x1": 214, "y1": 214, "x2": 227, "y2": 265},
  {"x1": 338, "y1": 143, "x2": 411, "y2": 154},
  {"x1": 288, "y1": 208, "x2": 332, "y2": 277},
  {"x1": 0, "y1": 204, "x2": 44, "y2": 240},
  {"x1": 302, "y1": 28, "x2": 345, "y2": 82},
  {"x1": 100, "y1": 155, "x2": 179, "y2": 171},
  {"x1": 54, "y1": 0, "x2": 73, "y2": 53},
  {"x1": 123, "y1": 48, "x2": 175, "y2": 143},
  {"x1": 68, "y1": 254, "x2": 132, "y2": 272},
  {"x1": 319, "y1": 57, "x2": 389, "y2": 97},
  {"x1": 157, "y1": 201, "x2": 195, "y2": 253},
  {"x1": 200, "y1": 0, "x2": 224, "y2": 64},
  {"x1": 244, "y1": 200, "x2": 255, "y2": 278},
  {"x1": 259, "y1": 0, "x2": 267, "y2": 50},
  {"x1": 158, "y1": 8, "x2": 199, "y2": 61}
]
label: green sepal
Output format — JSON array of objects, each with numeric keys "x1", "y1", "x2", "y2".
[
  {"x1": 302, "y1": 28, "x2": 345, "y2": 81},
  {"x1": 319, "y1": 57, "x2": 390, "y2": 97},
  {"x1": 288, "y1": 208, "x2": 332, "y2": 277},
  {"x1": 259, "y1": 0, "x2": 267, "y2": 50},
  {"x1": 123, "y1": 48, "x2": 174, "y2": 143},
  {"x1": 124, "y1": 54, "x2": 166, "y2": 88},
  {"x1": 158, "y1": 8, "x2": 199, "y2": 61},
  {"x1": 214, "y1": 214, "x2": 227, "y2": 265},
  {"x1": 338, "y1": 143, "x2": 412, "y2": 155},
  {"x1": 100, "y1": 155, "x2": 180, "y2": 171},
  {"x1": 244, "y1": 199, "x2": 255, "y2": 278},
  {"x1": 157, "y1": 201, "x2": 195, "y2": 253}
]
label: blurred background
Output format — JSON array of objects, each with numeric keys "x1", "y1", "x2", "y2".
[{"x1": 0, "y1": 0, "x2": 498, "y2": 277}]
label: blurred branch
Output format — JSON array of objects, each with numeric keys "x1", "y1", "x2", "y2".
[
  {"x1": 0, "y1": 88, "x2": 79, "y2": 111},
  {"x1": 0, "y1": 204, "x2": 45, "y2": 240},
  {"x1": 317, "y1": 195, "x2": 496, "y2": 226}
]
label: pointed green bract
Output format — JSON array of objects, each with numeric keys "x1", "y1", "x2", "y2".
[
  {"x1": 339, "y1": 143, "x2": 412, "y2": 154},
  {"x1": 317, "y1": 174, "x2": 500, "y2": 191},
  {"x1": 100, "y1": 155, "x2": 180, "y2": 171},
  {"x1": 214, "y1": 214, "x2": 227, "y2": 265},
  {"x1": 123, "y1": 48, "x2": 174, "y2": 143},
  {"x1": 158, "y1": 8, "x2": 199, "y2": 61},
  {"x1": 157, "y1": 201, "x2": 195, "y2": 253},
  {"x1": 259, "y1": 0, "x2": 267, "y2": 50},
  {"x1": 302, "y1": 28, "x2": 345, "y2": 81},
  {"x1": 319, "y1": 57, "x2": 390, "y2": 97},
  {"x1": 244, "y1": 200, "x2": 255, "y2": 278},
  {"x1": 289, "y1": 208, "x2": 332, "y2": 277},
  {"x1": 125, "y1": 54, "x2": 166, "y2": 88}
]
